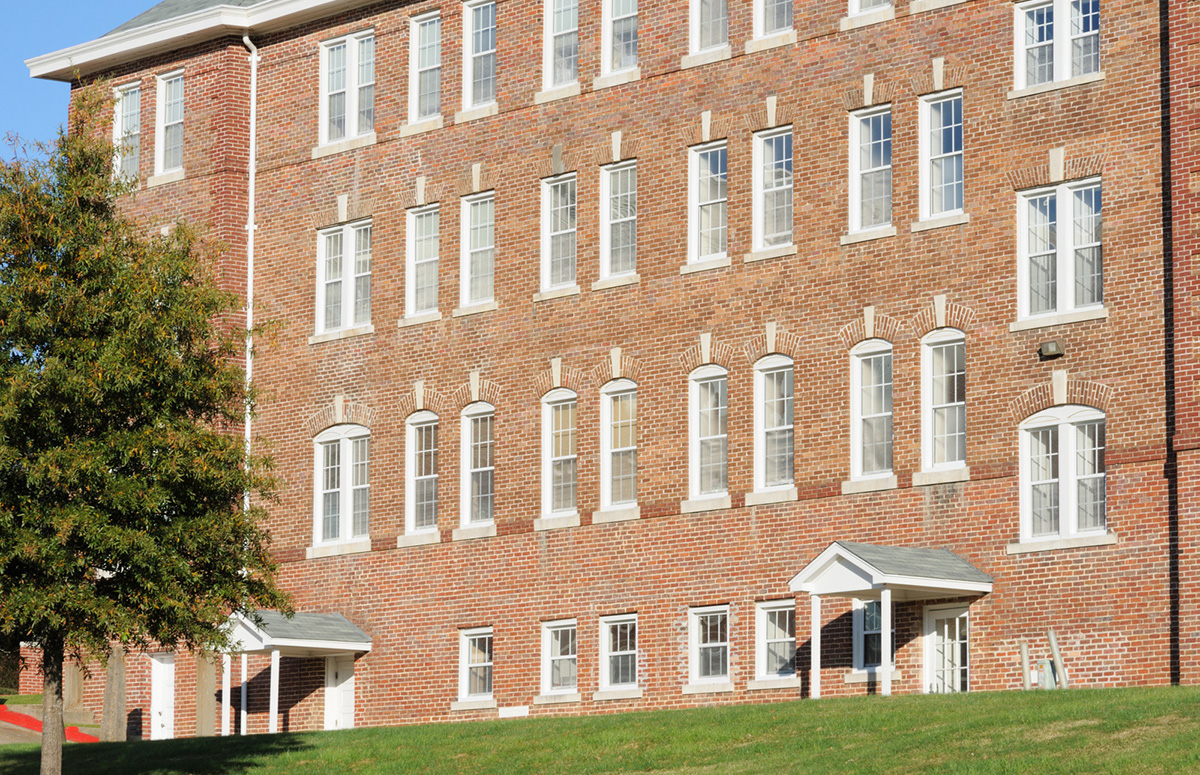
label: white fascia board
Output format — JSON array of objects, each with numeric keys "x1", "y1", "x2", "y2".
[
  {"x1": 877, "y1": 574, "x2": 993, "y2": 595},
  {"x1": 267, "y1": 637, "x2": 373, "y2": 653},
  {"x1": 788, "y1": 543, "x2": 880, "y2": 593}
]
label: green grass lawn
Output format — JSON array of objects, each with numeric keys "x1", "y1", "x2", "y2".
[
  {"x1": 0, "y1": 696, "x2": 40, "y2": 707},
  {"x1": 1, "y1": 686, "x2": 1197, "y2": 775}
]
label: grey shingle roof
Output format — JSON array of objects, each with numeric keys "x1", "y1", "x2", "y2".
[
  {"x1": 835, "y1": 542, "x2": 993, "y2": 585},
  {"x1": 253, "y1": 610, "x2": 371, "y2": 644},
  {"x1": 107, "y1": 0, "x2": 267, "y2": 36}
]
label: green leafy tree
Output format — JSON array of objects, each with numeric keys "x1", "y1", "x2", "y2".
[{"x1": 0, "y1": 90, "x2": 287, "y2": 775}]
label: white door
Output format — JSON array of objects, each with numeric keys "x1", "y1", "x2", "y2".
[
  {"x1": 324, "y1": 656, "x2": 355, "y2": 730},
  {"x1": 924, "y1": 605, "x2": 970, "y2": 693},
  {"x1": 149, "y1": 653, "x2": 176, "y2": 740}
]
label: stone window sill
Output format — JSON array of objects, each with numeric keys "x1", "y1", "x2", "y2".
[
  {"x1": 1006, "y1": 532, "x2": 1117, "y2": 555},
  {"x1": 534, "y1": 83, "x2": 581, "y2": 105},
  {"x1": 747, "y1": 676, "x2": 800, "y2": 691},
  {"x1": 682, "y1": 681, "x2": 734, "y2": 695},
  {"x1": 840, "y1": 6, "x2": 894, "y2": 31},
  {"x1": 593, "y1": 505, "x2": 641, "y2": 524},
  {"x1": 534, "y1": 513, "x2": 580, "y2": 531},
  {"x1": 400, "y1": 116, "x2": 443, "y2": 137},
  {"x1": 681, "y1": 495, "x2": 731, "y2": 514},
  {"x1": 147, "y1": 169, "x2": 185, "y2": 188},
  {"x1": 308, "y1": 324, "x2": 375, "y2": 345},
  {"x1": 593, "y1": 687, "x2": 642, "y2": 701},
  {"x1": 592, "y1": 273, "x2": 640, "y2": 291},
  {"x1": 681, "y1": 45, "x2": 731, "y2": 70},
  {"x1": 452, "y1": 301, "x2": 498, "y2": 318},
  {"x1": 396, "y1": 532, "x2": 440, "y2": 548},
  {"x1": 498, "y1": 706, "x2": 529, "y2": 718},
  {"x1": 841, "y1": 226, "x2": 896, "y2": 245},
  {"x1": 744, "y1": 244, "x2": 797, "y2": 263},
  {"x1": 532, "y1": 693, "x2": 581, "y2": 705},
  {"x1": 680, "y1": 255, "x2": 731, "y2": 275},
  {"x1": 533, "y1": 285, "x2": 581, "y2": 303},
  {"x1": 841, "y1": 475, "x2": 898, "y2": 495},
  {"x1": 306, "y1": 539, "x2": 371, "y2": 559},
  {"x1": 399, "y1": 311, "x2": 443, "y2": 328},
  {"x1": 450, "y1": 698, "x2": 496, "y2": 711},
  {"x1": 911, "y1": 212, "x2": 970, "y2": 232},
  {"x1": 1008, "y1": 71, "x2": 1105, "y2": 100},
  {"x1": 312, "y1": 133, "x2": 376, "y2": 160},
  {"x1": 1009, "y1": 306, "x2": 1108, "y2": 332},
  {"x1": 593, "y1": 68, "x2": 641, "y2": 90},
  {"x1": 455, "y1": 103, "x2": 498, "y2": 124},
  {"x1": 453, "y1": 524, "x2": 496, "y2": 541},
  {"x1": 912, "y1": 467, "x2": 970, "y2": 487},
  {"x1": 745, "y1": 29, "x2": 796, "y2": 55},
  {"x1": 909, "y1": 0, "x2": 966, "y2": 13},
  {"x1": 745, "y1": 487, "x2": 798, "y2": 506},
  {"x1": 845, "y1": 669, "x2": 901, "y2": 684}
]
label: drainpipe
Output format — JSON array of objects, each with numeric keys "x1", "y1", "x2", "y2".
[{"x1": 242, "y1": 35, "x2": 259, "y2": 512}]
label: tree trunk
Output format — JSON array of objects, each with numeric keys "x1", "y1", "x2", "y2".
[
  {"x1": 39, "y1": 636, "x2": 64, "y2": 775},
  {"x1": 100, "y1": 644, "x2": 126, "y2": 742}
]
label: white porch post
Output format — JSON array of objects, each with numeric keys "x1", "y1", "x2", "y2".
[
  {"x1": 810, "y1": 594, "x2": 822, "y2": 699},
  {"x1": 221, "y1": 654, "x2": 232, "y2": 736},
  {"x1": 268, "y1": 649, "x2": 280, "y2": 734},
  {"x1": 881, "y1": 587, "x2": 892, "y2": 697},
  {"x1": 239, "y1": 654, "x2": 248, "y2": 735}
]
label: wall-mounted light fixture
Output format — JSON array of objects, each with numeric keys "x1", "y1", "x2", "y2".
[{"x1": 1038, "y1": 339, "x2": 1065, "y2": 360}]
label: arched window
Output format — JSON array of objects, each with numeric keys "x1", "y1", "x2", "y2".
[
  {"x1": 460, "y1": 402, "x2": 495, "y2": 527},
  {"x1": 599, "y1": 379, "x2": 638, "y2": 513},
  {"x1": 1019, "y1": 404, "x2": 1106, "y2": 541},
  {"x1": 405, "y1": 411, "x2": 439, "y2": 535},
  {"x1": 850, "y1": 339, "x2": 893, "y2": 479},
  {"x1": 921, "y1": 329, "x2": 966, "y2": 473},
  {"x1": 753, "y1": 354, "x2": 794, "y2": 493},
  {"x1": 313, "y1": 424, "x2": 370, "y2": 546},
  {"x1": 541, "y1": 388, "x2": 579, "y2": 517},
  {"x1": 689, "y1": 364, "x2": 728, "y2": 501}
]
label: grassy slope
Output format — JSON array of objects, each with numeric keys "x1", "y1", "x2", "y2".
[
  {"x1": 0, "y1": 697, "x2": 40, "y2": 707},
  {"x1": 1, "y1": 686, "x2": 1197, "y2": 775}
]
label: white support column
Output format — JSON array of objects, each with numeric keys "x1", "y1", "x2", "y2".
[
  {"x1": 239, "y1": 654, "x2": 248, "y2": 735},
  {"x1": 810, "y1": 595, "x2": 822, "y2": 699},
  {"x1": 881, "y1": 587, "x2": 892, "y2": 697},
  {"x1": 268, "y1": 649, "x2": 280, "y2": 734},
  {"x1": 221, "y1": 654, "x2": 232, "y2": 736}
]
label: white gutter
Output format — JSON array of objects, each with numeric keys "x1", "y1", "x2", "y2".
[{"x1": 242, "y1": 34, "x2": 259, "y2": 512}]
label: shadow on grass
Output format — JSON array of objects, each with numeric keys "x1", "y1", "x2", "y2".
[{"x1": 0, "y1": 733, "x2": 313, "y2": 775}]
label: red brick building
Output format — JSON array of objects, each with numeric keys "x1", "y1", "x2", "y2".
[{"x1": 20, "y1": 0, "x2": 1200, "y2": 739}]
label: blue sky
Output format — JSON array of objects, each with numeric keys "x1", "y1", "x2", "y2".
[{"x1": 2, "y1": 2, "x2": 151, "y2": 157}]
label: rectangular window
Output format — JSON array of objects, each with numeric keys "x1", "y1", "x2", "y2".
[
  {"x1": 467, "y1": 409, "x2": 495, "y2": 525},
  {"x1": 758, "y1": 0, "x2": 793, "y2": 37},
  {"x1": 351, "y1": 437, "x2": 370, "y2": 537},
  {"x1": 317, "y1": 221, "x2": 372, "y2": 334},
  {"x1": 600, "y1": 614, "x2": 638, "y2": 689},
  {"x1": 321, "y1": 32, "x2": 375, "y2": 145},
  {"x1": 546, "y1": 0, "x2": 579, "y2": 88},
  {"x1": 542, "y1": 175, "x2": 577, "y2": 290},
  {"x1": 692, "y1": 0, "x2": 729, "y2": 53},
  {"x1": 754, "y1": 128, "x2": 793, "y2": 250},
  {"x1": 853, "y1": 342, "x2": 893, "y2": 478},
  {"x1": 1015, "y1": 0, "x2": 1100, "y2": 89},
  {"x1": 462, "y1": 193, "x2": 495, "y2": 307},
  {"x1": 757, "y1": 359, "x2": 795, "y2": 489},
  {"x1": 157, "y1": 73, "x2": 184, "y2": 174},
  {"x1": 855, "y1": 600, "x2": 896, "y2": 670},
  {"x1": 115, "y1": 85, "x2": 141, "y2": 180},
  {"x1": 689, "y1": 606, "x2": 730, "y2": 683},
  {"x1": 1029, "y1": 426, "x2": 1060, "y2": 536},
  {"x1": 410, "y1": 13, "x2": 442, "y2": 123},
  {"x1": 321, "y1": 441, "x2": 341, "y2": 541},
  {"x1": 921, "y1": 92, "x2": 963, "y2": 219},
  {"x1": 689, "y1": 142, "x2": 728, "y2": 263},
  {"x1": 314, "y1": 426, "x2": 371, "y2": 545},
  {"x1": 603, "y1": 385, "x2": 638, "y2": 508},
  {"x1": 849, "y1": 106, "x2": 892, "y2": 232},
  {"x1": 604, "y1": 0, "x2": 638, "y2": 74},
  {"x1": 695, "y1": 373, "x2": 728, "y2": 497},
  {"x1": 924, "y1": 333, "x2": 966, "y2": 469},
  {"x1": 1022, "y1": 408, "x2": 1106, "y2": 540},
  {"x1": 851, "y1": 0, "x2": 891, "y2": 15},
  {"x1": 408, "y1": 414, "x2": 439, "y2": 533},
  {"x1": 541, "y1": 621, "x2": 578, "y2": 694},
  {"x1": 600, "y1": 162, "x2": 637, "y2": 279},
  {"x1": 460, "y1": 628, "x2": 494, "y2": 700},
  {"x1": 544, "y1": 394, "x2": 578, "y2": 514},
  {"x1": 407, "y1": 206, "x2": 440, "y2": 317},
  {"x1": 756, "y1": 602, "x2": 796, "y2": 679},
  {"x1": 1019, "y1": 179, "x2": 1102, "y2": 319},
  {"x1": 465, "y1": 0, "x2": 497, "y2": 108}
]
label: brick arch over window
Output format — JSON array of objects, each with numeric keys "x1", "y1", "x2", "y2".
[
  {"x1": 743, "y1": 323, "x2": 803, "y2": 365},
  {"x1": 450, "y1": 371, "x2": 503, "y2": 412},
  {"x1": 533, "y1": 358, "x2": 591, "y2": 398},
  {"x1": 303, "y1": 398, "x2": 378, "y2": 437},
  {"x1": 909, "y1": 296, "x2": 978, "y2": 339},
  {"x1": 837, "y1": 307, "x2": 906, "y2": 350},
  {"x1": 678, "y1": 333, "x2": 737, "y2": 373},
  {"x1": 1009, "y1": 375, "x2": 1115, "y2": 422},
  {"x1": 590, "y1": 347, "x2": 647, "y2": 386},
  {"x1": 396, "y1": 381, "x2": 449, "y2": 420}
]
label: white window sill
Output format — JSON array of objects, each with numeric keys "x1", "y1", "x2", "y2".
[
  {"x1": 593, "y1": 68, "x2": 641, "y2": 90},
  {"x1": 450, "y1": 698, "x2": 497, "y2": 711},
  {"x1": 453, "y1": 523, "x2": 497, "y2": 541},
  {"x1": 452, "y1": 301, "x2": 498, "y2": 318},
  {"x1": 747, "y1": 676, "x2": 800, "y2": 691},
  {"x1": 533, "y1": 285, "x2": 581, "y2": 303},
  {"x1": 840, "y1": 6, "x2": 894, "y2": 31},
  {"x1": 912, "y1": 467, "x2": 970, "y2": 486},
  {"x1": 745, "y1": 29, "x2": 796, "y2": 55},
  {"x1": 593, "y1": 505, "x2": 641, "y2": 524},
  {"x1": 845, "y1": 668, "x2": 901, "y2": 684},
  {"x1": 498, "y1": 706, "x2": 529, "y2": 718},
  {"x1": 534, "y1": 83, "x2": 581, "y2": 105},
  {"x1": 743, "y1": 244, "x2": 797, "y2": 263},
  {"x1": 532, "y1": 692, "x2": 581, "y2": 705},
  {"x1": 593, "y1": 687, "x2": 642, "y2": 701},
  {"x1": 399, "y1": 116, "x2": 443, "y2": 137},
  {"x1": 680, "y1": 255, "x2": 731, "y2": 275},
  {"x1": 682, "y1": 681, "x2": 734, "y2": 695},
  {"x1": 399, "y1": 310, "x2": 443, "y2": 328},
  {"x1": 306, "y1": 539, "x2": 371, "y2": 559},
  {"x1": 681, "y1": 45, "x2": 732, "y2": 70},
  {"x1": 592, "y1": 273, "x2": 640, "y2": 291},
  {"x1": 455, "y1": 103, "x2": 498, "y2": 124},
  {"x1": 1006, "y1": 532, "x2": 1117, "y2": 555},
  {"x1": 396, "y1": 531, "x2": 440, "y2": 548},
  {"x1": 841, "y1": 475, "x2": 898, "y2": 495},
  {"x1": 841, "y1": 226, "x2": 896, "y2": 245},
  {"x1": 909, "y1": 0, "x2": 966, "y2": 13},
  {"x1": 911, "y1": 212, "x2": 970, "y2": 232},
  {"x1": 534, "y1": 512, "x2": 580, "y2": 531},
  {"x1": 745, "y1": 487, "x2": 798, "y2": 506},
  {"x1": 147, "y1": 169, "x2": 185, "y2": 188},
  {"x1": 1009, "y1": 306, "x2": 1108, "y2": 332},
  {"x1": 681, "y1": 494, "x2": 731, "y2": 514},
  {"x1": 308, "y1": 324, "x2": 375, "y2": 345},
  {"x1": 312, "y1": 132, "x2": 376, "y2": 160},
  {"x1": 1008, "y1": 71, "x2": 1105, "y2": 100}
]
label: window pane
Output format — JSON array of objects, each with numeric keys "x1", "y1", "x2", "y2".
[
  {"x1": 859, "y1": 351, "x2": 893, "y2": 474},
  {"x1": 764, "y1": 0, "x2": 792, "y2": 34},
  {"x1": 610, "y1": 2, "x2": 638, "y2": 71},
  {"x1": 471, "y1": 2, "x2": 497, "y2": 105},
  {"x1": 1070, "y1": 0, "x2": 1100, "y2": 77},
  {"x1": 323, "y1": 232, "x2": 343, "y2": 331},
  {"x1": 696, "y1": 147, "x2": 728, "y2": 259},
  {"x1": 552, "y1": 0, "x2": 579, "y2": 85},
  {"x1": 1029, "y1": 427, "x2": 1060, "y2": 536},
  {"x1": 1073, "y1": 185, "x2": 1103, "y2": 307},
  {"x1": 1024, "y1": 6, "x2": 1055, "y2": 86},
  {"x1": 353, "y1": 226, "x2": 371, "y2": 326},
  {"x1": 607, "y1": 165, "x2": 638, "y2": 275},
  {"x1": 469, "y1": 197, "x2": 495, "y2": 303},
  {"x1": 760, "y1": 133, "x2": 793, "y2": 247},
  {"x1": 1027, "y1": 194, "x2": 1058, "y2": 314},
  {"x1": 698, "y1": 377, "x2": 728, "y2": 495},
  {"x1": 322, "y1": 441, "x2": 340, "y2": 541},
  {"x1": 859, "y1": 111, "x2": 892, "y2": 229},
  {"x1": 357, "y1": 36, "x2": 375, "y2": 134},
  {"x1": 1076, "y1": 420, "x2": 1106, "y2": 531},
  {"x1": 326, "y1": 45, "x2": 346, "y2": 141},
  {"x1": 351, "y1": 437, "x2": 370, "y2": 537},
  {"x1": 550, "y1": 399, "x2": 577, "y2": 512},
  {"x1": 763, "y1": 368, "x2": 794, "y2": 486},
  {"x1": 470, "y1": 413, "x2": 495, "y2": 523},
  {"x1": 414, "y1": 421, "x2": 438, "y2": 530},
  {"x1": 699, "y1": 0, "x2": 728, "y2": 50},
  {"x1": 549, "y1": 178, "x2": 577, "y2": 287},
  {"x1": 931, "y1": 341, "x2": 967, "y2": 465},
  {"x1": 928, "y1": 96, "x2": 963, "y2": 215}
]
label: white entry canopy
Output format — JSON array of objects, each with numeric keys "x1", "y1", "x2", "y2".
[
  {"x1": 789, "y1": 541, "x2": 993, "y2": 600},
  {"x1": 227, "y1": 610, "x2": 373, "y2": 657}
]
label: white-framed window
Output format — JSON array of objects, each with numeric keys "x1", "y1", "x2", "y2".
[
  {"x1": 599, "y1": 614, "x2": 638, "y2": 689},
  {"x1": 460, "y1": 192, "x2": 495, "y2": 307},
  {"x1": 463, "y1": 0, "x2": 497, "y2": 109},
  {"x1": 755, "y1": 601, "x2": 796, "y2": 679},
  {"x1": 848, "y1": 105, "x2": 892, "y2": 233},
  {"x1": 459, "y1": 627, "x2": 494, "y2": 700},
  {"x1": 114, "y1": 83, "x2": 141, "y2": 180},
  {"x1": 919, "y1": 90, "x2": 964, "y2": 220},
  {"x1": 852, "y1": 599, "x2": 896, "y2": 671},
  {"x1": 850, "y1": 339, "x2": 893, "y2": 479},
  {"x1": 544, "y1": 0, "x2": 579, "y2": 89},
  {"x1": 688, "y1": 142, "x2": 728, "y2": 264},
  {"x1": 461, "y1": 402, "x2": 496, "y2": 527},
  {"x1": 921, "y1": 329, "x2": 966, "y2": 472},
  {"x1": 752, "y1": 127, "x2": 794, "y2": 251},
  {"x1": 601, "y1": 0, "x2": 639, "y2": 75},
  {"x1": 542, "y1": 389, "x2": 579, "y2": 517},
  {"x1": 541, "y1": 174, "x2": 577, "y2": 291},
  {"x1": 155, "y1": 71, "x2": 184, "y2": 175},
  {"x1": 409, "y1": 12, "x2": 442, "y2": 123},
  {"x1": 849, "y1": 0, "x2": 891, "y2": 17},
  {"x1": 689, "y1": 365, "x2": 728, "y2": 500},
  {"x1": 755, "y1": 0, "x2": 793, "y2": 38},
  {"x1": 313, "y1": 424, "x2": 370, "y2": 546},
  {"x1": 540, "y1": 620, "x2": 578, "y2": 695},
  {"x1": 754, "y1": 355, "x2": 794, "y2": 492},
  {"x1": 599, "y1": 380, "x2": 638, "y2": 510},
  {"x1": 405, "y1": 411, "x2": 439, "y2": 535},
  {"x1": 688, "y1": 605, "x2": 730, "y2": 684},
  {"x1": 320, "y1": 31, "x2": 375, "y2": 146},
  {"x1": 1017, "y1": 179, "x2": 1103, "y2": 320},
  {"x1": 599, "y1": 161, "x2": 637, "y2": 279},
  {"x1": 316, "y1": 220, "x2": 372, "y2": 334},
  {"x1": 690, "y1": 0, "x2": 729, "y2": 53},
  {"x1": 406, "y1": 205, "x2": 440, "y2": 317},
  {"x1": 1014, "y1": 0, "x2": 1100, "y2": 90},
  {"x1": 1019, "y1": 405, "x2": 1106, "y2": 541}
]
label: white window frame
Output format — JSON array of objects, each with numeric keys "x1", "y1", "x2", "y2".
[
  {"x1": 541, "y1": 388, "x2": 579, "y2": 518},
  {"x1": 918, "y1": 89, "x2": 964, "y2": 221},
  {"x1": 315, "y1": 219, "x2": 372, "y2": 335},
  {"x1": 847, "y1": 105, "x2": 893, "y2": 234},
  {"x1": 1016, "y1": 177, "x2": 1103, "y2": 321},
  {"x1": 752, "y1": 127, "x2": 794, "y2": 252},
  {"x1": 850, "y1": 339, "x2": 894, "y2": 481},
  {"x1": 753, "y1": 0, "x2": 794, "y2": 40},
  {"x1": 599, "y1": 614, "x2": 639, "y2": 690},
  {"x1": 541, "y1": 173, "x2": 578, "y2": 292},
  {"x1": 687, "y1": 141, "x2": 729, "y2": 265},
  {"x1": 688, "y1": 604, "x2": 731, "y2": 685},
  {"x1": 599, "y1": 379, "x2": 638, "y2": 512},
  {"x1": 599, "y1": 161, "x2": 638, "y2": 280},
  {"x1": 540, "y1": 619, "x2": 578, "y2": 696},
  {"x1": 458, "y1": 627, "x2": 494, "y2": 701},
  {"x1": 318, "y1": 30, "x2": 375, "y2": 147},
  {"x1": 923, "y1": 603, "x2": 970, "y2": 694},
  {"x1": 154, "y1": 71, "x2": 184, "y2": 176},
  {"x1": 543, "y1": 0, "x2": 580, "y2": 90},
  {"x1": 852, "y1": 598, "x2": 896, "y2": 673},
  {"x1": 462, "y1": 0, "x2": 498, "y2": 110},
  {"x1": 114, "y1": 82, "x2": 141, "y2": 181},
  {"x1": 1018, "y1": 404, "x2": 1107, "y2": 543},
  {"x1": 849, "y1": 0, "x2": 892, "y2": 18},
  {"x1": 600, "y1": 0, "x2": 639, "y2": 76},
  {"x1": 460, "y1": 192, "x2": 496, "y2": 308},
  {"x1": 1013, "y1": 0, "x2": 1101, "y2": 90},
  {"x1": 460, "y1": 402, "x2": 496, "y2": 528},
  {"x1": 408, "y1": 12, "x2": 442, "y2": 125},
  {"x1": 312, "y1": 424, "x2": 371, "y2": 547},
  {"x1": 406, "y1": 204, "x2": 440, "y2": 318},
  {"x1": 689, "y1": 365, "x2": 729, "y2": 501},
  {"x1": 405, "y1": 411, "x2": 440, "y2": 536},
  {"x1": 921, "y1": 329, "x2": 967, "y2": 473},
  {"x1": 753, "y1": 355, "x2": 794, "y2": 494},
  {"x1": 689, "y1": 0, "x2": 730, "y2": 55},
  {"x1": 755, "y1": 601, "x2": 797, "y2": 680}
]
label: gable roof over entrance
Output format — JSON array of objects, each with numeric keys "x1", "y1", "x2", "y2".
[
  {"x1": 227, "y1": 610, "x2": 372, "y2": 657},
  {"x1": 789, "y1": 541, "x2": 993, "y2": 600}
]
